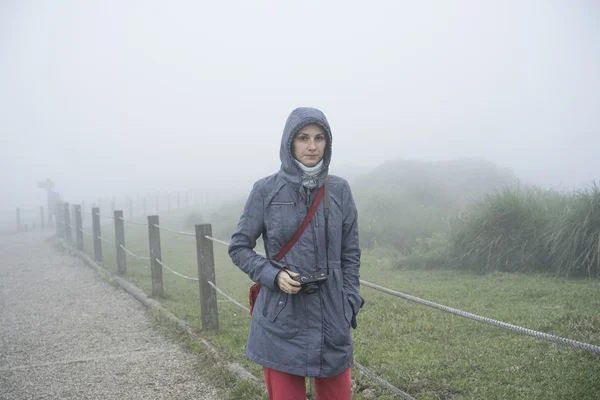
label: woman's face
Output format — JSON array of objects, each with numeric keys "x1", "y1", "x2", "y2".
[{"x1": 292, "y1": 124, "x2": 327, "y2": 167}]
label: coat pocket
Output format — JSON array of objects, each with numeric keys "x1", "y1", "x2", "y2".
[
  {"x1": 265, "y1": 200, "x2": 297, "y2": 234},
  {"x1": 342, "y1": 291, "x2": 353, "y2": 327},
  {"x1": 263, "y1": 290, "x2": 288, "y2": 322}
]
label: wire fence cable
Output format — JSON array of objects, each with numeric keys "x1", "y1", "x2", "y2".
[
  {"x1": 204, "y1": 279, "x2": 413, "y2": 398},
  {"x1": 97, "y1": 235, "x2": 114, "y2": 245},
  {"x1": 119, "y1": 216, "x2": 148, "y2": 226},
  {"x1": 152, "y1": 224, "x2": 195, "y2": 237},
  {"x1": 94, "y1": 212, "x2": 114, "y2": 220},
  {"x1": 206, "y1": 235, "x2": 600, "y2": 355},
  {"x1": 155, "y1": 259, "x2": 199, "y2": 281},
  {"x1": 207, "y1": 281, "x2": 251, "y2": 313},
  {"x1": 360, "y1": 280, "x2": 600, "y2": 355},
  {"x1": 204, "y1": 235, "x2": 265, "y2": 257},
  {"x1": 78, "y1": 228, "x2": 94, "y2": 237},
  {"x1": 120, "y1": 244, "x2": 151, "y2": 260},
  {"x1": 354, "y1": 361, "x2": 416, "y2": 400}
]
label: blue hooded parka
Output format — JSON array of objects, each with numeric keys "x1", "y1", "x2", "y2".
[{"x1": 229, "y1": 107, "x2": 363, "y2": 378}]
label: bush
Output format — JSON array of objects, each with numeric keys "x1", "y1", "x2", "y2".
[
  {"x1": 181, "y1": 211, "x2": 204, "y2": 231},
  {"x1": 405, "y1": 232, "x2": 454, "y2": 269},
  {"x1": 546, "y1": 183, "x2": 600, "y2": 277},
  {"x1": 450, "y1": 186, "x2": 554, "y2": 273}
]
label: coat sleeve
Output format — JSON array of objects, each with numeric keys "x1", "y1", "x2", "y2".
[
  {"x1": 228, "y1": 182, "x2": 281, "y2": 290},
  {"x1": 340, "y1": 181, "x2": 365, "y2": 327}
]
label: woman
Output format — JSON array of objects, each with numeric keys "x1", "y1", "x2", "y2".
[{"x1": 229, "y1": 107, "x2": 364, "y2": 400}]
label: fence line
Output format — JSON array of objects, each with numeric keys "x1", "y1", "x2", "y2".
[
  {"x1": 359, "y1": 280, "x2": 600, "y2": 354},
  {"x1": 97, "y1": 235, "x2": 114, "y2": 245},
  {"x1": 79, "y1": 228, "x2": 94, "y2": 237},
  {"x1": 155, "y1": 259, "x2": 199, "y2": 281},
  {"x1": 54, "y1": 203, "x2": 600, "y2": 399},
  {"x1": 119, "y1": 216, "x2": 147, "y2": 226},
  {"x1": 207, "y1": 281, "x2": 251, "y2": 313},
  {"x1": 353, "y1": 361, "x2": 416, "y2": 400},
  {"x1": 204, "y1": 235, "x2": 600, "y2": 355},
  {"x1": 120, "y1": 244, "x2": 151, "y2": 260},
  {"x1": 152, "y1": 223, "x2": 196, "y2": 237},
  {"x1": 205, "y1": 278, "x2": 411, "y2": 397},
  {"x1": 96, "y1": 213, "x2": 115, "y2": 219}
]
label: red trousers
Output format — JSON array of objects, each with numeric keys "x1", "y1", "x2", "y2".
[{"x1": 263, "y1": 366, "x2": 352, "y2": 400}]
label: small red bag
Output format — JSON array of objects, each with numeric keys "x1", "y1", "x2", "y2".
[
  {"x1": 249, "y1": 283, "x2": 261, "y2": 315},
  {"x1": 248, "y1": 181, "x2": 327, "y2": 315}
]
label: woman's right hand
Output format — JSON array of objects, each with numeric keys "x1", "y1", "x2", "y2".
[{"x1": 276, "y1": 270, "x2": 302, "y2": 295}]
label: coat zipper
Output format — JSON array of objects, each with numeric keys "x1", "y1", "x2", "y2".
[{"x1": 304, "y1": 187, "x2": 320, "y2": 269}]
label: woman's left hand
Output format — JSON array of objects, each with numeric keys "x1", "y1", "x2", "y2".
[{"x1": 276, "y1": 270, "x2": 302, "y2": 295}]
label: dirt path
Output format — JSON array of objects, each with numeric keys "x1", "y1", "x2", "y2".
[{"x1": 0, "y1": 230, "x2": 223, "y2": 399}]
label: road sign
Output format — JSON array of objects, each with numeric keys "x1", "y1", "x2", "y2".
[{"x1": 38, "y1": 178, "x2": 55, "y2": 190}]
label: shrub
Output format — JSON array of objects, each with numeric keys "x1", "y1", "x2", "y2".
[
  {"x1": 546, "y1": 183, "x2": 600, "y2": 277},
  {"x1": 450, "y1": 186, "x2": 553, "y2": 273}
]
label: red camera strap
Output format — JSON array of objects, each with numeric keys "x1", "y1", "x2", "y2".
[
  {"x1": 249, "y1": 179, "x2": 328, "y2": 315},
  {"x1": 273, "y1": 182, "x2": 326, "y2": 262}
]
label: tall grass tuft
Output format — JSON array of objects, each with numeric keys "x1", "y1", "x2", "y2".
[
  {"x1": 451, "y1": 186, "x2": 555, "y2": 273},
  {"x1": 546, "y1": 183, "x2": 600, "y2": 277}
]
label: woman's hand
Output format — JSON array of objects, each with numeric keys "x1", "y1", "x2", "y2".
[{"x1": 276, "y1": 270, "x2": 302, "y2": 294}]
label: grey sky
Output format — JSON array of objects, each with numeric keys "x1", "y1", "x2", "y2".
[{"x1": 1, "y1": 0, "x2": 599, "y2": 211}]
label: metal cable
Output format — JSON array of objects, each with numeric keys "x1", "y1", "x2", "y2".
[
  {"x1": 78, "y1": 228, "x2": 94, "y2": 237},
  {"x1": 353, "y1": 361, "x2": 416, "y2": 400},
  {"x1": 206, "y1": 235, "x2": 600, "y2": 354},
  {"x1": 97, "y1": 235, "x2": 114, "y2": 245},
  {"x1": 152, "y1": 224, "x2": 195, "y2": 237},
  {"x1": 118, "y1": 216, "x2": 147, "y2": 226},
  {"x1": 360, "y1": 280, "x2": 600, "y2": 355},
  {"x1": 120, "y1": 244, "x2": 151, "y2": 260},
  {"x1": 155, "y1": 259, "x2": 199, "y2": 281},
  {"x1": 204, "y1": 235, "x2": 265, "y2": 257},
  {"x1": 205, "y1": 275, "x2": 410, "y2": 398},
  {"x1": 94, "y1": 212, "x2": 114, "y2": 220},
  {"x1": 204, "y1": 235, "x2": 230, "y2": 247},
  {"x1": 207, "y1": 281, "x2": 250, "y2": 313}
]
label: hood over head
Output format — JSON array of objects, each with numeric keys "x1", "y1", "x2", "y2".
[{"x1": 279, "y1": 107, "x2": 332, "y2": 187}]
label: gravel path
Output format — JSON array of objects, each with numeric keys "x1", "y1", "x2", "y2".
[{"x1": 0, "y1": 230, "x2": 222, "y2": 400}]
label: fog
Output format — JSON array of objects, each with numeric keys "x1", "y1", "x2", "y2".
[{"x1": 1, "y1": 0, "x2": 599, "y2": 212}]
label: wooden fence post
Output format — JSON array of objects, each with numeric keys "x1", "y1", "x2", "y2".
[
  {"x1": 115, "y1": 210, "x2": 126, "y2": 275},
  {"x1": 92, "y1": 207, "x2": 103, "y2": 262},
  {"x1": 63, "y1": 203, "x2": 72, "y2": 242},
  {"x1": 148, "y1": 215, "x2": 164, "y2": 298},
  {"x1": 74, "y1": 205, "x2": 84, "y2": 251},
  {"x1": 55, "y1": 204, "x2": 62, "y2": 237},
  {"x1": 40, "y1": 206, "x2": 45, "y2": 229},
  {"x1": 16, "y1": 208, "x2": 21, "y2": 233},
  {"x1": 195, "y1": 223, "x2": 218, "y2": 332}
]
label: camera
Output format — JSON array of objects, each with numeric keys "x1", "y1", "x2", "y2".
[{"x1": 292, "y1": 272, "x2": 327, "y2": 294}]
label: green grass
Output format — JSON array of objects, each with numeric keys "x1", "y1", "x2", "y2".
[{"x1": 79, "y1": 215, "x2": 600, "y2": 400}]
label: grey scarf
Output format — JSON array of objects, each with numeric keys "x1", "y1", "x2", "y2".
[{"x1": 293, "y1": 159, "x2": 323, "y2": 189}]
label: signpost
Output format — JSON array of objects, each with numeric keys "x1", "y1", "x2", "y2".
[{"x1": 38, "y1": 178, "x2": 55, "y2": 227}]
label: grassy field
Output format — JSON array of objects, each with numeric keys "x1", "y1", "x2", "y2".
[{"x1": 78, "y1": 214, "x2": 600, "y2": 400}]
